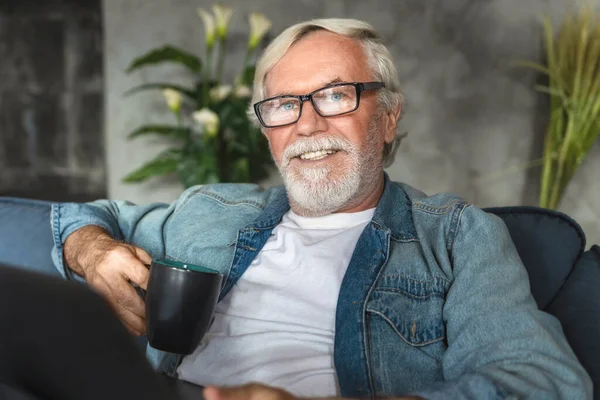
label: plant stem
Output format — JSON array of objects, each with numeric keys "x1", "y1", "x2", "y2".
[
  {"x1": 217, "y1": 128, "x2": 227, "y2": 182},
  {"x1": 548, "y1": 116, "x2": 576, "y2": 209},
  {"x1": 176, "y1": 111, "x2": 182, "y2": 128},
  {"x1": 204, "y1": 45, "x2": 214, "y2": 108},
  {"x1": 216, "y1": 37, "x2": 227, "y2": 83},
  {"x1": 236, "y1": 48, "x2": 254, "y2": 85},
  {"x1": 176, "y1": 110, "x2": 191, "y2": 153},
  {"x1": 547, "y1": 155, "x2": 564, "y2": 210},
  {"x1": 243, "y1": 47, "x2": 253, "y2": 65},
  {"x1": 539, "y1": 125, "x2": 555, "y2": 208}
]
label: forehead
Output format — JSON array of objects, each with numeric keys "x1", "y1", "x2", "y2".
[{"x1": 265, "y1": 31, "x2": 373, "y2": 97}]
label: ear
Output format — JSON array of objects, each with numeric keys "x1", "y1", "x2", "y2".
[{"x1": 382, "y1": 104, "x2": 402, "y2": 144}]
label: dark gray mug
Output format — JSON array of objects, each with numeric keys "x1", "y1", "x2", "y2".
[{"x1": 145, "y1": 258, "x2": 223, "y2": 355}]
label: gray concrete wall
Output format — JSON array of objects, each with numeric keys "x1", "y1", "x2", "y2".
[
  {"x1": 0, "y1": 0, "x2": 105, "y2": 201},
  {"x1": 103, "y1": 0, "x2": 600, "y2": 247}
]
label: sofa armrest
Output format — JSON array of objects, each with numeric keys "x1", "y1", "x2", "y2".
[
  {"x1": 0, "y1": 198, "x2": 59, "y2": 277},
  {"x1": 546, "y1": 245, "x2": 600, "y2": 398}
]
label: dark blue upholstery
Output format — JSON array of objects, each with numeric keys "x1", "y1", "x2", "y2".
[
  {"x1": 0, "y1": 198, "x2": 598, "y2": 397},
  {"x1": 0, "y1": 198, "x2": 58, "y2": 277},
  {"x1": 484, "y1": 206, "x2": 586, "y2": 309},
  {"x1": 547, "y1": 246, "x2": 600, "y2": 398}
]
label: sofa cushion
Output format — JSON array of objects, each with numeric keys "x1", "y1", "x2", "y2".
[
  {"x1": 484, "y1": 206, "x2": 585, "y2": 309},
  {"x1": 546, "y1": 246, "x2": 600, "y2": 398},
  {"x1": 0, "y1": 197, "x2": 59, "y2": 277}
]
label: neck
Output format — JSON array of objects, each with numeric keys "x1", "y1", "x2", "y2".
[
  {"x1": 337, "y1": 172, "x2": 385, "y2": 213},
  {"x1": 289, "y1": 172, "x2": 386, "y2": 217}
]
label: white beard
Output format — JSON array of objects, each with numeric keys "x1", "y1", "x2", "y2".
[
  {"x1": 275, "y1": 124, "x2": 381, "y2": 217},
  {"x1": 283, "y1": 157, "x2": 362, "y2": 217}
]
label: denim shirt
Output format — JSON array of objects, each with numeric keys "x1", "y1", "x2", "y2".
[{"x1": 50, "y1": 175, "x2": 592, "y2": 399}]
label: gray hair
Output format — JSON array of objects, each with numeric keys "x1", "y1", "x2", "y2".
[{"x1": 249, "y1": 18, "x2": 406, "y2": 167}]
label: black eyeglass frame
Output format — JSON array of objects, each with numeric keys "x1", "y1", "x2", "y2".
[{"x1": 253, "y1": 81, "x2": 385, "y2": 128}]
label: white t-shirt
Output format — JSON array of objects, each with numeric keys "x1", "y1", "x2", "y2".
[{"x1": 177, "y1": 208, "x2": 375, "y2": 397}]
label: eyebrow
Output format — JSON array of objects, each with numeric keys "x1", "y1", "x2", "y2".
[{"x1": 271, "y1": 77, "x2": 345, "y2": 98}]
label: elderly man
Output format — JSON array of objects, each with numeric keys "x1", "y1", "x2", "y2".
[{"x1": 51, "y1": 18, "x2": 591, "y2": 400}]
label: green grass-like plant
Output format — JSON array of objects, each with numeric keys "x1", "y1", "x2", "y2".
[{"x1": 521, "y1": 7, "x2": 600, "y2": 209}]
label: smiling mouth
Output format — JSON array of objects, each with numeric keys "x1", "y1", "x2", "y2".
[{"x1": 297, "y1": 149, "x2": 340, "y2": 161}]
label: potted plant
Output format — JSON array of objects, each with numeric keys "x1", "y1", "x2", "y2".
[{"x1": 122, "y1": 4, "x2": 274, "y2": 187}]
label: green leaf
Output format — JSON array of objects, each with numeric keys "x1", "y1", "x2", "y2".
[
  {"x1": 127, "y1": 125, "x2": 190, "y2": 140},
  {"x1": 216, "y1": 102, "x2": 237, "y2": 124},
  {"x1": 122, "y1": 150, "x2": 180, "y2": 183},
  {"x1": 204, "y1": 171, "x2": 220, "y2": 184},
  {"x1": 177, "y1": 163, "x2": 205, "y2": 188},
  {"x1": 240, "y1": 65, "x2": 256, "y2": 85},
  {"x1": 193, "y1": 80, "x2": 219, "y2": 106},
  {"x1": 124, "y1": 83, "x2": 196, "y2": 101},
  {"x1": 232, "y1": 157, "x2": 250, "y2": 182},
  {"x1": 229, "y1": 140, "x2": 250, "y2": 155},
  {"x1": 127, "y1": 45, "x2": 202, "y2": 74},
  {"x1": 177, "y1": 153, "x2": 220, "y2": 188},
  {"x1": 511, "y1": 60, "x2": 551, "y2": 75}
]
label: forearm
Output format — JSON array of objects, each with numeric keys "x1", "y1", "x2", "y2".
[
  {"x1": 50, "y1": 199, "x2": 172, "y2": 280},
  {"x1": 411, "y1": 358, "x2": 589, "y2": 400}
]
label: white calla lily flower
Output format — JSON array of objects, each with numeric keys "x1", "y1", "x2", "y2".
[
  {"x1": 162, "y1": 89, "x2": 182, "y2": 113},
  {"x1": 209, "y1": 85, "x2": 232, "y2": 102},
  {"x1": 248, "y1": 13, "x2": 272, "y2": 50},
  {"x1": 212, "y1": 4, "x2": 234, "y2": 40},
  {"x1": 192, "y1": 108, "x2": 220, "y2": 137},
  {"x1": 233, "y1": 85, "x2": 252, "y2": 98},
  {"x1": 197, "y1": 8, "x2": 216, "y2": 48}
]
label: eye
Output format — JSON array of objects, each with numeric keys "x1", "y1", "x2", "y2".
[
  {"x1": 329, "y1": 92, "x2": 344, "y2": 102},
  {"x1": 281, "y1": 102, "x2": 295, "y2": 111}
]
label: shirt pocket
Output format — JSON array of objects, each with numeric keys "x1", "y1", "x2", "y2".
[{"x1": 366, "y1": 275, "x2": 448, "y2": 347}]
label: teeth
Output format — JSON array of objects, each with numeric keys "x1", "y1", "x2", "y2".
[{"x1": 299, "y1": 150, "x2": 337, "y2": 160}]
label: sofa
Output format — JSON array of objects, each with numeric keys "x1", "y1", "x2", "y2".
[{"x1": 0, "y1": 196, "x2": 599, "y2": 398}]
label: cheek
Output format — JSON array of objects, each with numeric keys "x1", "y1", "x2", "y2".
[
  {"x1": 348, "y1": 122, "x2": 375, "y2": 149},
  {"x1": 265, "y1": 130, "x2": 287, "y2": 162},
  {"x1": 329, "y1": 118, "x2": 365, "y2": 143}
]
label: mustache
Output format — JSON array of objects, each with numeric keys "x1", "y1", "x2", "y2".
[{"x1": 281, "y1": 136, "x2": 354, "y2": 167}]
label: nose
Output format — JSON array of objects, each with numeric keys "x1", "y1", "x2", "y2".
[{"x1": 294, "y1": 99, "x2": 328, "y2": 137}]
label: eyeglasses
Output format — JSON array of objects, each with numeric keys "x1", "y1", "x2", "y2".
[{"x1": 253, "y1": 82, "x2": 385, "y2": 128}]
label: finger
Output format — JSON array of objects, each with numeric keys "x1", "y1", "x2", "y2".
[
  {"x1": 133, "y1": 246, "x2": 153, "y2": 266},
  {"x1": 110, "y1": 300, "x2": 146, "y2": 335},
  {"x1": 122, "y1": 260, "x2": 150, "y2": 291},
  {"x1": 111, "y1": 275, "x2": 146, "y2": 318},
  {"x1": 92, "y1": 280, "x2": 146, "y2": 335},
  {"x1": 120, "y1": 317, "x2": 143, "y2": 336},
  {"x1": 124, "y1": 325, "x2": 140, "y2": 336}
]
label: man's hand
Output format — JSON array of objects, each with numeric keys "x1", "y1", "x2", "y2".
[
  {"x1": 202, "y1": 383, "x2": 423, "y2": 400},
  {"x1": 63, "y1": 225, "x2": 152, "y2": 336}
]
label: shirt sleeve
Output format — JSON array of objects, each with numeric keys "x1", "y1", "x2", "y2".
[
  {"x1": 50, "y1": 188, "x2": 198, "y2": 281},
  {"x1": 412, "y1": 205, "x2": 592, "y2": 400}
]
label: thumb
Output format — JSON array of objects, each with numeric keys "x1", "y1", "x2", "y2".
[
  {"x1": 203, "y1": 386, "x2": 222, "y2": 400},
  {"x1": 203, "y1": 385, "x2": 255, "y2": 400}
]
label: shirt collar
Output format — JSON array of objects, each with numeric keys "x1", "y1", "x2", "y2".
[
  {"x1": 248, "y1": 173, "x2": 418, "y2": 242},
  {"x1": 372, "y1": 173, "x2": 419, "y2": 242}
]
